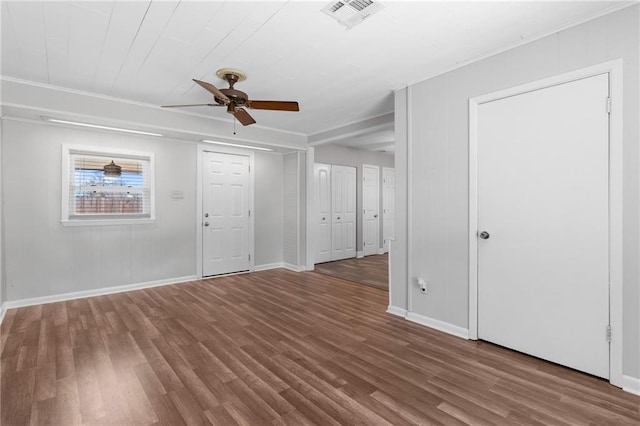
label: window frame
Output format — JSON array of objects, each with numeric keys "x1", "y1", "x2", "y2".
[{"x1": 61, "y1": 144, "x2": 155, "y2": 226}]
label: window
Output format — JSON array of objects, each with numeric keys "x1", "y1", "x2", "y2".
[{"x1": 62, "y1": 145, "x2": 155, "y2": 226}]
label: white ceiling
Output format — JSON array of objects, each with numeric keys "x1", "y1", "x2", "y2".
[{"x1": 0, "y1": 1, "x2": 632, "y2": 149}]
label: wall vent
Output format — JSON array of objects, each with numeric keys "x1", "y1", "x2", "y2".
[{"x1": 321, "y1": 0, "x2": 386, "y2": 29}]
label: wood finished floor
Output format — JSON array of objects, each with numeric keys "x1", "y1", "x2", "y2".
[
  {"x1": 2, "y1": 269, "x2": 639, "y2": 426},
  {"x1": 314, "y1": 254, "x2": 388, "y2": 290}
]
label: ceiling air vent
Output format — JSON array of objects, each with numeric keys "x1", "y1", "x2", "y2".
[{"x1": 321, "y1": 0, "x2": 386, "y2": 29}]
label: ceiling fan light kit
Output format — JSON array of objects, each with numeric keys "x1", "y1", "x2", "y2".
[{"x1": 162, "y1": 68, "x2": 299, "y2": 127}]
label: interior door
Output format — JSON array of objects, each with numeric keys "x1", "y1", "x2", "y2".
[
  {"x1": 477, "y1": 73, "x2": 610, "y2": 378},
  {"x1": 382, "y1": 167, "x2": 395, "y2": 252},
  {"x1": 331, "y1": 165, "x2": 356, "y2": 261},
  {"x1": 202, "y1": 152, "x2": 250, "y2": 276},
  {"x1": 362, "y1": 164, "x2": 380, "y2": 257},
  {"x1": 315, "y1": 163, "x2": 332, "y2": 264}
]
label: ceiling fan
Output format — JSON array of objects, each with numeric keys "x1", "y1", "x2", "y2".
[{"x1": 161, "y1": 68, "x2": 299, "y2": 126}]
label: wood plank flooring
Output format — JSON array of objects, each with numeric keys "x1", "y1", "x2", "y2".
[
  {"x1": 2, "y1": 269, "x2": 639, "y2": 425},
  {"x1": 314, "y1": 254, "x2": 388, "y2": 290}
]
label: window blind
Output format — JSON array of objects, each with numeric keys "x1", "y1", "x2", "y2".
[{"x1": 68, "y1": 153, "x2": 152, "y2": 219}]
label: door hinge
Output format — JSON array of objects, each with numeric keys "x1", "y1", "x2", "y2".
[
  {"x1": 248, "y1": 209, "x2": 251, "y2": 217},
  {"x1": 606, "y1": 325, "x2": 612, "y2": 342},
  {"x1": 248, "y1": 254, "x2": 251, "y2": 261},
  {"x1": 607, "y1": 97, "x2": 612, "y2": 114},
  {"x1": 248, "y1": 165, "x2": 251, "y2": 173}
]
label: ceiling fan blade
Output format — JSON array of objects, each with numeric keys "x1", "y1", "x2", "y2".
[
  {"x1": 161, "y1": 103, "x2": 219, "y2": 108},
  {"x1": 193, "y1": 79, "x2": 230, "y2": 103},
  {"x1": 233, "y1": 108, "x2": 256, "y2": 126},
  {"x1": 247, "y1": 100, "x2": 299, "y2": 111}
]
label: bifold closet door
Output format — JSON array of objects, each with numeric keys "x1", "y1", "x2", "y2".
[
  {"x1": 314, "y1": 163, "x2": 332, "y2": 264},
  {"x1": 331, "y1": 165, "x2": 356, "y2": 261}
]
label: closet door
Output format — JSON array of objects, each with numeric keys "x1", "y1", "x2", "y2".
[
  {"x1": 331, "y1": 165, "x2": 356, "y2": 261},
  {"x1": 314, "y1": 163, "x2": 332, "y2": 264}
]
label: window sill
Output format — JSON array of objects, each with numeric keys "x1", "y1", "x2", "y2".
[{"x1": 61, "y1": 218, "x2": 155, "y2": 227}]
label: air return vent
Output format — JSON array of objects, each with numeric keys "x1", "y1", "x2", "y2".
[{"x1": 321, "y1": 0, "x2": 386, "y2": 29}]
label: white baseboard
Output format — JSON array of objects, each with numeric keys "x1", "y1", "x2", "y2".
[
  {"x1": 3, "y1": 275, "x2": 198, "y2": 310},
  {"x1": 254, "y1": 262, "x2": 305, "y2": 273},
  {"x1": 386, "y1": 305, "x2": 408, "y2": 318},
  {"x1": 405, "y1": 311, "x2": 469, "y2": 340},
  {"x1": 623, "y1": 375, "x2": 640, "y2": 395},
  {"x1": 254, "y1": 263, "x2": 283, "y2": 272},
  {"x1": 282, "y1": 263, "x2": 305, "y2": 272},
  {"x1": 356, "y1": 251, "x2": 364, "y2": 258}
]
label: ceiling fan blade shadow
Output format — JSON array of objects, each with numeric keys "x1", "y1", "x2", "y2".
[
  {"x1": 233, "y1": 108, "x2": 256, "y2": 126},
  {"x1": 247, "y1": 100, "x2": 299, "y2": 111},
  {"x1": 193, "y1": 79, "x2": 230, "y2": 103}
]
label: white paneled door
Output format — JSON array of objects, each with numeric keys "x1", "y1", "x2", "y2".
[
  {"x1": 314, "y1": 163, "x2": 332, "y2": 264},
  {"x1": 331, "y1": 165, "x2": 356, "y2": 261},
  {"x1": 202, "y1": 152, "x2": 250, "y2": 276},
  {"x1": 362, "y1": 165, "x2": 380, "y2": 257},
  {"x1": 382, "y1": 167, "x2": 395, "y2": 252},
  {"x1": 477, "y1": 73, "x2": 610, "y2": 378}
]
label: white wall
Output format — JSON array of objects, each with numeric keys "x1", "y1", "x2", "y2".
[
  {"x1": 314, "y1": 144, "x2": 394, "y2": 253},
  {"x1": 391, "y1": 5, "x2": 640, "y2": 379},
  {"x1": 254, "y1": 151, "x2": 283, "y2": 267},
  {"x1": 0, "y1": 118, "x2": 4, "y2": 310},
  {"x1": 3, "y1": 120, "x2": 197, "y2": 301}
]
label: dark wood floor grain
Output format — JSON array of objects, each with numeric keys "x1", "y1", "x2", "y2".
[
  {"x1": 2, "y1": 269, "x2": 639, "y2": 425},
  {"x1": 314, "y1": 253, "x2": 388, "y2": 290}
]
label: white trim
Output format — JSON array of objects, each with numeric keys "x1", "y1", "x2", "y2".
[
  {"x1": 254, "y1": 262, "x2": 305, "y2": 273},
  {"x1": 406, "y1": 312, "x2": 470, "y2": 340},
  {"x1": 406, "y1": 86, "x2": 413, "y2": 315},
  {"x1": 386, "y1": 305, "x2": 408, "y2": 318},
  {"x1": 0, "y1": 304, "x2": 6, "y2": 325},
  {"x1": 3, "y1": 276, "x2": 197, "y2": 310},
  {"x1": 356, "y1": 251, "x2": 364, "y2": 259},
  {"x1": 254, "y1": 263, "x2": 284, "y2": 272},
  {"x1": 197, "y1": 146, "x2": 255, "y2": 278},
  {"x1": 61, "y1": 144, "x2": 156, "y2": 226},
  {"x1": 377, "y1": 248, "x2": 385, "y2": 255},
  {"x1": 622, "y1": 375, "x2": 640, "y2": 396},
  {"x1": 468, "y1": 59, "x2": 624, "y2": 388},
  {"x1": 305, "y1": 147, "x2": 316, "y2": 271},
  {"x1": 282, "y1": 263, "x2": 305, "y2": 273}
]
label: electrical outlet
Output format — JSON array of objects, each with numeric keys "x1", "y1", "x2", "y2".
[{"x1": 417, "y1": 277, "x2": 427, "y2": 294}]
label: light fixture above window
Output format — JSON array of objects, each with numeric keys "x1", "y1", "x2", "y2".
[
  {"x1": 41, "y1": 116, "x2": 164, "y2": 137},
  {"x1": 201, "y1": 140, "x2": 274, "y2": 151}
]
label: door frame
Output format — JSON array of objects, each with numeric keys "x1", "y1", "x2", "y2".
[
  {"x1": 196, "y1": 144, "x2": 255, "y2": 278},
  {"x1": 362, "y1": 164, "x2": 381, "y2": 256},
  {"x1": 382, "y1": 167, "x2": 395, "y2": 253},
  {"x1": 468, "y1": 60, "x2": 623, "y2": 387}
]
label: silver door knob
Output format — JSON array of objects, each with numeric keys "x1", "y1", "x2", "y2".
[
  {"x1": 204, "y1": 222, "x2": 210, "y2": 227},
  {"x1": 204, "y1": 213, "x2": 209, "y2": 218},
  {"x1": 337, "y1": 217, "x2": 341, "y2": 220},
  {"x1": 322, "y1": 217, "x2": 326, "y2": 221},
  {"x1": 479, "y1": 231, "x2": 490, "y2": 239},
  {"x1": 374, "y1": 214, "x2": 378, "y2": 218}
]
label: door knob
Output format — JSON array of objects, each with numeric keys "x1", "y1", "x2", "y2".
[
  {"x1": 322, "y1": 217, "x2": 326, "y2": 221},
  {"x1": 337, "y1": 217, "x2": 341, "y2": 220},
  {"x1": 374, "y1": 214, "x2": 378, "y2": 218},
  {"x1": 479, "y1": 231, "x2": 490, "y2": 239},
  {"x1": 204, "y1": 222, "x2": 210, "y2": 227},
  {"x1": 204, "y1": 213, "x2": 209, "y2": 218}
]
